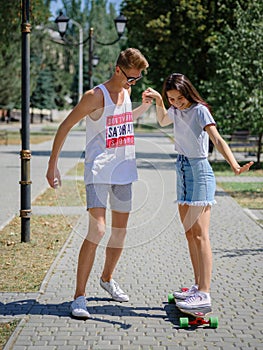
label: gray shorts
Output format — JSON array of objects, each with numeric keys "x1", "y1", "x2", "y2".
[{"x1": 86, "y1": 183, "x2": 132, "y2": 212}]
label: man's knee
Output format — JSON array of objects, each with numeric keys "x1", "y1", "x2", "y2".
[
  {"x1": 107, "y1": 227, "x2": 127, "y2": 248},
  {"x1": 86, "y1": 221, "x2": 106, "y2": 245}
]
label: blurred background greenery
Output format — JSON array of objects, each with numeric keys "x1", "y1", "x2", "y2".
[{"x1": 0, "y1": 0, "x2": 262, "y2": 162}]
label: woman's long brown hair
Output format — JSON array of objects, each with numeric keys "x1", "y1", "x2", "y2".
[{"x1": 162, "y1": 73, "x2": 211, "y2": 112}]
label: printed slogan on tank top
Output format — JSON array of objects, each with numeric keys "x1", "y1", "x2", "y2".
[{"x1": 106, "y1": 112, "x2": 134, "y2": 148}]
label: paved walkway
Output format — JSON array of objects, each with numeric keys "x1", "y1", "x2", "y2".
[
  {"x1": 0, "y1": 129, "x2": 262, "y2": 349},
  {"x1": 0, "y1": 127, "x2": 86, "y2": 230}
]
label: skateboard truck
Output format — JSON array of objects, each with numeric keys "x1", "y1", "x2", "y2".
[{"x1": 180, "y1": 313, "x2": 219, "y2": 328}]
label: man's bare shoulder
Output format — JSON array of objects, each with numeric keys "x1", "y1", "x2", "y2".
[
  {"x1": 81, "y1": 86, "x2": 104, "y2": 120},
  {"x1": 82, "y1": 86, "x2": 103, "y2": 106}
]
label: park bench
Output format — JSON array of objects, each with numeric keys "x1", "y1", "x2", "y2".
[
  {"x1": 0, "y1": 129, "x2": 8, "y2": 145},
  {"x1": 228, "y1": 130, "x2": 257, "y2": 155}
]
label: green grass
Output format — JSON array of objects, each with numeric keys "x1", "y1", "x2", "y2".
[
  {"x1": 217, "y1": 182, "x2": 263, "y2": 209},
  {"x1": 0, "y1": 320, "x2": 20, "y2": 350},
  {"x1": 33, "y1": 180, "x2": 86, "y2": 207},
  {"x1": 66, "y1": 161, "x2": 84, "y2": 177},
  {"x1": 217, "y1": 182, "x2": 262, "y2": 192},
  {"x1": 0, "y1": 130, "x2": 57, "y2": 145},
  {"x1": 0, "y1": 215, "x2": 79, "y2": 292}
]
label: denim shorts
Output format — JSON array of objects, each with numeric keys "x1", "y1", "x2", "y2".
[
  {"x1": 175, "y1": 154, "x2": 216, "y2": 206},
  {"x1": 86, "y1": 183, "x2": 132, "y2": 212}
]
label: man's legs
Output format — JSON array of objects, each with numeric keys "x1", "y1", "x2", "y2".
[
  {"x1": 74, "y1": 208, "x2": 106, "y2": 299},
  {"x1": 101, "y1": 210, "x2": 129, "y2": 282}
]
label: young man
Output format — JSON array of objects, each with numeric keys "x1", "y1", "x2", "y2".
[{"x1": 46, "y1": 48, "x2": 151, "y2": 318}]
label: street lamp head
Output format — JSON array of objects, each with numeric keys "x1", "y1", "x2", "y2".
[
  {"x1": 114, "y1": 13, "x2": 127, "y2": 37},
  {"x1": 92, "y1": 55, "x2": 100, "y2": 67},
  {"x1": 55, "y1": 11, "x2": 70, "y2": 38}
]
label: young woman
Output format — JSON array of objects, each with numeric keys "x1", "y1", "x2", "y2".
[{"x1": 143, "y1": 73, "x2": 253, "y2": 308}]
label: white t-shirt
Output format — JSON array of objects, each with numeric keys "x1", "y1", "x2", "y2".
[
  {"x1": 167, "y1": 103, "x2": 216, "y2": 158},
  {"x1": 84, "y1": 84, "x2": 138, "y2": 184}
]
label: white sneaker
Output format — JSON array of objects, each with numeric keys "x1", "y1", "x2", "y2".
[
  {"x1": 173, "y1": 285, "x2": 198, "y2": 300},
  {"x1": 70, "y1": 296, "x2": 90, "y2": 318},
  {"x1": 100, "y1": 278, "x2": 129, "y2": 302},
  {"x1": 176, "y1": 291, "x2": 211, "y2": 309}
]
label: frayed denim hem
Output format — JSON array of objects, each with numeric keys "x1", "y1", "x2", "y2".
[{"x1": 177, "y1": 200, "x2": 217, "y2": 207}]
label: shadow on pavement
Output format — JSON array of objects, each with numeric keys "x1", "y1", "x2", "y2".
[
  {"x1": 1, "y1": 297, "x2": 167, "y2": 329},
  {"x1": 213, "y1": 248, "x2": 263, "y2": 258}
]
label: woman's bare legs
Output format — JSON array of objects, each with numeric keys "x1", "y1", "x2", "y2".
[{"x1": 178, "y1": 204, "x2": 212, "y2": 293}]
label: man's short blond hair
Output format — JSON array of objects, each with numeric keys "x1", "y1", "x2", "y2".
[{"x1": 116, "y1": 48, "x2": 149, "y2": 71}]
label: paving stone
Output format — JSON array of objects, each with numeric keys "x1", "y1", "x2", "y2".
[{"x1": 1, "y1": 133, "x2": 262, "y2": 350}]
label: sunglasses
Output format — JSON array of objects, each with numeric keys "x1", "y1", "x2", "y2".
[{"x1": 118, "y1": 66, "x2": 143, "y2": 83}]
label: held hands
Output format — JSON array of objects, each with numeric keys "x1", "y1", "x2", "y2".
[
  {"x1": 233, "y1": 161, "x2": 254, "y2": 175},
  {"x1": 141, "y1": 91, "x2": 153, "y2": 105},
  {"x1": 142, "y1": 88, "x2": 162, "y2": 103}
]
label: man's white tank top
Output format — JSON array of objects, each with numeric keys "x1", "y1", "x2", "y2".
[{"x1": 84, "y1": 84, "x2": 138, "y2": 185}]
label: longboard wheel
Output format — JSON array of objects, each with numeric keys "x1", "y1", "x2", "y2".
[
  {"x1": 209, "y1": 316, "x2": 219, "y2": 328},
  {"x1": 168, "y1": 293, "x2": 175, "y2": 304},
  {"x1": 180, "y1": 317, "x2": 189, "y2": 328}
]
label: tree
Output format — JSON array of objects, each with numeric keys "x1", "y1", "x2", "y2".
[
  {"x1": 0, "y1": 2, "x2": 21, "y2": 111},
  {"x1": 121, "y1": 0, "x2": 248, "y2": 90},
  {"x1": 88, "y1": 1, "x2": 123, "y2": 90},
  {"x1": 30, "y1": 66, "x2": 56, "y2": 122},
  {"x1": 202, "y1": 1, "x2": 263, "y2": 163},
  {"x1": 121, "y1": 0, "x2": 262, "y2": 163},
  {"x1": 52, "y1": 0, "x2": 124, "y2": 105},
  {"x1": 0, "y1": 1, "x2": 52, "y2": 115}
]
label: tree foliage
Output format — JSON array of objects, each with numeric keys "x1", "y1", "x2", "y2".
[
  {"x1": 31, "y1": 67, "x2": 56, "y2": 111},
  {"x1": 0, "y1": 1, "x2": 51, "y2": 110},
  {"x1": 121, "y1": 0, "x2": 262, "y2": 162},
  {"x1": 202, "y1": 1, "x2": 263, "y2": 162},
  {"x1": 0, "y1": 0, "x2": 262, "y2": 162},
  {"x1": 0, "y1": 2, "x2": 21, "y2": 109},
  {"x1": 0, "y1": 0, "x2": 123, "y2": 113},
  {"x1": 52, "y1": 0, "x2": 124, "y2": 104},
  {"x1": 121, "y1": 0, "x2": 248, "y2": 89},
  {"x1": 204, "y1": 2, "x2": 263, "y2": 128}
]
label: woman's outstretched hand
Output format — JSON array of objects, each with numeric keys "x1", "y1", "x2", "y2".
[{"x1": 234, "y1": 161, "x2": 254, "y2": 175}]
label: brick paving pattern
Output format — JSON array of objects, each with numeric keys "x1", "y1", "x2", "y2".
[{"x1": 0, "y1": 130, "x2": 262, "y2": 349}]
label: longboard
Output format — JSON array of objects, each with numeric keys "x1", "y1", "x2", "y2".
[{"x1": 168, "y1": 293, "x2": 218, "y2": 328}]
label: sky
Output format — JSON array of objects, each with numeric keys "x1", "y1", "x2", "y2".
[{"x1": 50, "y1": 0, "x2": 123, "y2": 19}]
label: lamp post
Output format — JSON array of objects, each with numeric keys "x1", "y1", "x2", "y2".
[
  {"x1": 88, "y1": 27, "x2": 94, "y2": 89},
  {"x1": 55, "y1": 12, "x2": 127, "y2": 90},
  {"x1": 71, "y1": 19, "x2": 83, "y2": 101},
  {"x1": 55, "y1": 13, "x2": 83, "y2": 102},
  {"x1": 88, "y1": 13, "x2": 127, "y2": 89},
  {"x1": 20, "y1": 0, "x2": 31, "y2": 242}
]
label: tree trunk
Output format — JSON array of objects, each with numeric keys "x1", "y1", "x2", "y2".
[{"x1": 256, "y1": 131, "x2": 262, "y2": 165}]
